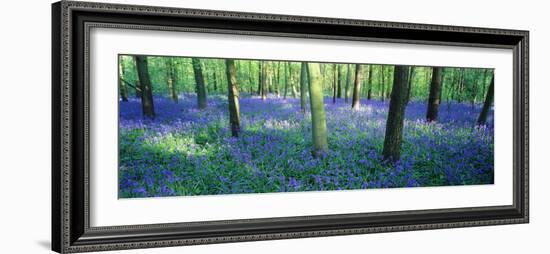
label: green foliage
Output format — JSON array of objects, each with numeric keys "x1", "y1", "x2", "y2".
[{"x1": 119, "y1": 55, "x2": 493, "y2": 105}]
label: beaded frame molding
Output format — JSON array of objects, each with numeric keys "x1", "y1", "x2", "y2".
[{"x1": 52, "y1": 1, "x2": 529, "y2": 253}]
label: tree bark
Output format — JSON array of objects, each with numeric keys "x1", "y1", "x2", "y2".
[
  {"x1": 382, "y1": 65, "x2": 410, "y2": 162},
  {"x1": 380, "y1": 66, "x2": 386, "y2": 101},
  {"x1": 118, "y1": 57, "x2": 129, "y2": 102},
  {"x1": 307, "y1": 63, "x2": 329, "y2": 157},
  {"x1": 283, "y1": 62, "x2": 289, "y2": 99},
  {"x1": 132, "y1": 57, "x2": 142, "y2": 98},
  {"x1": 134, "y1": 56, "x2": 155, "y2": 118},
  {"x1": 477, "y1": 74, "x2": 494, "y2": 125},
  {"x1": 351, "y1": 64, "x2": 363, "y2": 110},
  {"x1": 266, "y1": 62, "x2": 272, "y2": 94},
  {"x1": 275, "y1": 62, "x2": 280, "y2": 97},
  {"x1": 367, "y1": 65, "x2": 373, "y2": 100},
  {"x1": 426, "y1": 67, "x2": 443, "y2": 122},
  {"x1": 191, "y1": 58, "x2": 208, "y2": 109},
  {"x1": 300, "y1": 63, "x2": 308, "y2": 113},
  {"x1": 344, "y1": 64, "x2": 352, "y2": 103},
  {"x1": 225, "y1": 59, "x2": 241, "y2": 137},
  {"x1": 386, "y1": 67, "x2": 393, "y2": 100},
  {"x1": 337, "y1": 65, "x2": 343, "y2": 99},
  {"x1": 290, "y1": 63, "x2": 298, "y2": 98},
  {"x1": 261, "y1": 62, "x2": 267, "y2": 100},
  {"x1": 332, "y1": 64, "x2": 337, "y2": 104},
  {"x1": 457, "y1": 69, "x2": 464, "y2": 103},
  {"x1": 165, "y1": 58, "x2": 178, "y2": 103},
  {"x1": 257, "y1": 61, "x2": 263, "y2": 96},
  {"x1": 406, "y1": 66, "x2": 415, "y2": 103},
  {"x1": 213, "y1": 71, "x2": 218, "y2": 92}
]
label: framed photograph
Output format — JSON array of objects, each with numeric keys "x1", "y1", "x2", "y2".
[{"x1": 52, "y1": 1, "x2": 529, "y2": 253}]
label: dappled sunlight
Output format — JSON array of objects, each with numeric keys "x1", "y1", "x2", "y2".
[{"x1": 119, "y1": 95, "x2": 494, "y2": 198}]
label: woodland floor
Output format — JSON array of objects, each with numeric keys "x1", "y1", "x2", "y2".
[{"x1": 118, "y1": 94, "x2": 494, "y2": 198}]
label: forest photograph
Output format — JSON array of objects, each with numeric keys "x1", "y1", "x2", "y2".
[{"x1": 118, "y1": 54, "x2": 495, "y2": 198}]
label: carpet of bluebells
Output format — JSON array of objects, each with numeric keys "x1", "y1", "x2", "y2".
[{"x1": 119, "y1": 94, "x2": 494, "y2": 198}]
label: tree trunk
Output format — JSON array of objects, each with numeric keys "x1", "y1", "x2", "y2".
[
  {"x1": 265, "y1": 61, "x2": 273, "y2": 96},
  {"x1": 457, "y1": 69, "x2": 464, "y2": 103},
  {"x1": 300, "y1": 63, "x2": 308, "y2": 113},
  {"x1": 426, "y1": 67, "x2": 443, "y2": 122},
  {"x1": 257, "y1": 61, "x2": 263, "y2": 96},
  {"x1": 406, "y1": 66, "x2": 415, "y2": 103},
  {"x1": 380, "y1": 66, "x2": 386, "y2": 101},
  {"x1": 386, "y1": 67, "x2": 393, "y2": 100},
  {"x1": 165, "y1": 58, "x2": 178, "y2": 103},
  {"x1": 248, "y1": 61, "x2": 253, "y2": 93},
  {"x1": 283, "y1": 62, "x2": 289, "y2": 99},
  {"x1": 477, "y1": 74, "x2": 494, "y2": 125},
  {"x1": 292, "y1": 79, "x2": 299, "y2": 98},
  {"x1": 351, "y1": 64, "x2": 363, "y2": 110},
  {"x1": 344, "y1": 64, "x2": 351, "y2": 103},
  {"x1": 134, "y1": 56, "x2": 155, "y2": 118},
  {"x1": 118, "y1": 57, "x2": 129, "y2": 102},
  {"x1": 213, "y1": 71, "x2": 218, "y2": 92},
  {"x1": 332, "y1": 64, "x2": 337, "y2": 104},
  {"x1": 337, "y1": 65, "x2": 343, "y2": 99},
  {"x1": 132, "y1": 57, "x2": 142, "y2": 98},
  {"x1": 290, "y1": 64, "x2": 298, "y2": 98},
  {"x1": 225, "y1": 59, "x2": 241, "y2": 137},
  {"x1": 307, "y1": 63, "x2": 329, "y2": 157},
  {"x1": 261, "y1": 62, "x2": 267, "y2": 100},
  {"x1": 367, "y1": 65, "x2": 373, "y2": 100},
  {"x1": 275, "y1": 62, "x2": 280, "y2": 97},
  {"x1": 191, "y1": 58, "x2": 207, "y2": 109},
  {"x1": 382, "y1": 65, "x2": 410, "y2": 162}
]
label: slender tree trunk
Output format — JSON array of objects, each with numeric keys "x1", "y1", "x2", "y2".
[
  {"x1": 440, "y1": 69, "x2": 446, "y2": 106},
  {"x1": 290, "y1": 63, "x2": 298, "y2": 98},
  {"x1": 307, "y1": 63, "x2": 329, "y2": 157},
  {"x1": 191, "y1": 58, "x2": 207, "y2": 109},
  {"x1": 300, "y1": 63, "x2": 308, "y2": 113},
  {"x1": 213, "y1": 71, "x2": 218, "y2": 93},
  {"x1": 382, "y1": 65, "x2": 410, "y2": 162},
  {"x1": 406, "y1": 66, "x2": 415, "y2": 103},
  {"x1": 292, "y1": 79, "x2": 299, "y2": 98},
  {"x1": 261, "y1": 62, "x2": 267, "y2": 100},
  {"x1": 267, "y1": 64, "x2": 273, "y2": 94},
  {"x1": 344, "y1": 64, "x2": 351, "y2": 103},
  {"x1": 457, "y1": 69, "x2": 464, "y2": 103},
  {"x1": 118, "y1": 57, "x2": 129, "y2": 102},
  {"x1": 165, "y1": 58, "x2": 178, "y2": 103},
  {"x1": 275, "y1": 62, "x2": 280, "y2": 97},
  {"x1": 332, "y1": 64, "x2": 337, "y2": 104},
  {"x1": 387, "y1": 68, "x2": 393, "y2": 100},
  {"x1": 426, "y1": 67, "x2": 443, "y2": 122},
  {"x1": 367, "y1": 65, "x2": 373, "y2": 100},
  {"x1": 248, "y1": 61, "x2": 253, "y2": 93},
  {"x1": 134, "y1": 56, "x2": 155, "y2": 118},
  {"x1": 481, "y1": 69, "x2": 489, "y2": 99},
  {"x1": 477, "y1": 74, "x2": 494, "y2": 125},
  {"x1": 132, "y1": 57, "x2": 142, "y2": 98},
  {"x1": 283, "y1": 62, "x2": 289, "y2": 99},
  {"x1": 225, "y1": 59, "x2": 241, "y2": 137},
  {"x1": 380, "y1": 66, "x2": 386, "y2": 101},
  {"x1": 258, "y1": 61, "x2": 263, "y2": 96},
  {"x1": 337, "y1": 65, "x2": 343, "y2": 99},
  {"x1": 351, "y1": 64, "x2": 363, "y2": 110}
]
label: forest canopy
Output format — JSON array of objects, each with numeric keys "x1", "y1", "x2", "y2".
[{"x1": 119, "y1": 55, "x2": 493, "y2": 105}]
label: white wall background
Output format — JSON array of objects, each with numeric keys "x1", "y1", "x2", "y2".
[{"x1": 0, "y1": 0, "x2": 546, "y2": 253}]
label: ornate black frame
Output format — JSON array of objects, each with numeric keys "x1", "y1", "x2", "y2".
[{"x1": 52, "y1": 1, "x2": 529, "y2": 253}]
